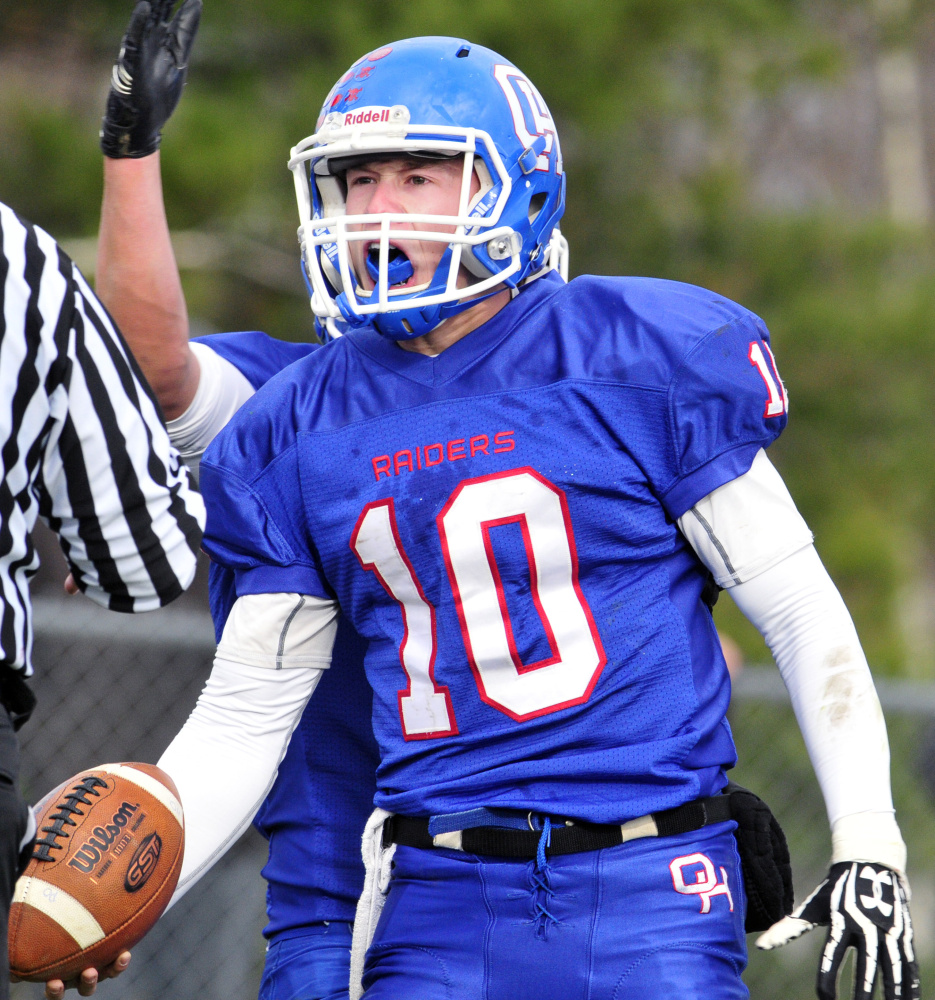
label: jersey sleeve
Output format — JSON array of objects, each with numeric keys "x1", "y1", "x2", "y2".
[
  {"x1": 199, "y1": 380, "x2": 334, "y2": 602},
  {"x1": 657, "y1": 306, "x2": 789, "y2": 519},
  {"x1": 167, "y1": 343, "x2": 255, "y2": 481},
  {"x1": 191, "y1": 331, "x2": 318, "y2": 391},
  {"x1": 677, "y1": 448, "x2": 813, "y2": 587}
]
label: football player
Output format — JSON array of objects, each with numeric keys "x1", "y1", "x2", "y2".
[
  {"x1": 45, "y1": 4, "x2": 377, "y2": 1000},
  {"x1": 150, "y1": 34, "x2": 915, "y2": 1000}
]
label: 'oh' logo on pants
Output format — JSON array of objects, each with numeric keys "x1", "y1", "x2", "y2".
[{"x1": 669, "y1": 853, "x2": 734, "y2": 914}]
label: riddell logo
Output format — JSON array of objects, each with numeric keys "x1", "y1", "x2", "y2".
[
  {"x1": 124, "y1": 833, "x2": 162, "y2": 893},
  {"x1": 344, "y1": 107, "x2": 392, "y2": 126}
]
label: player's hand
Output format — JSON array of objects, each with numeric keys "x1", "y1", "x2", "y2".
[
  {"x1": 39, "y1": 952, "x2": 131, "y2": 999},
  {"x1": 756, "y1": 862, "x2": 919, "y2": 999},
  {"x1": 63, "y1": 573, "x2": 79, "y2": 596},
  {"x1": 100, "y1": 0, "x2": 202, "y2": 158}
]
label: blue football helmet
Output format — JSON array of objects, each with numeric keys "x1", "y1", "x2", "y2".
[{"x1": 289, "y1": 36, "x2": 567, "y2": 340}]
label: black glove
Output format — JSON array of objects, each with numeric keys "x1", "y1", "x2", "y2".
[
  {"x1": 756, "y1": 861, "x2": 920, "y2": 999},
  {"x1": 100, "y1": 0, "x2": 202, "y2": 158}
]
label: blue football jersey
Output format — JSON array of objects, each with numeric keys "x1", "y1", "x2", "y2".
[
  {"x1": 192, "y1": 330, "x2": 315, "y2": 393},
  {"x1": 194, "y1": 331, "x2": 379, "y2": 935},
  {"x1": 200, "y1": 274, "x2": 788, "y2": 824}
]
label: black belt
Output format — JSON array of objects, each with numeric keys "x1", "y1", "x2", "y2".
[{"x1": 383, "y1": 794, "x2": 732, "y2": 859}]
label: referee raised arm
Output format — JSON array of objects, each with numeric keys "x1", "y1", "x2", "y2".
[{"x1": 0, "y1": 200, "x2": 205, "y2": 1000}]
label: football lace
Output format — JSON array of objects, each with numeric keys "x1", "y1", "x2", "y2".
[{"x1": 32, "y1": 776, "x2": 109, "y2": 862}]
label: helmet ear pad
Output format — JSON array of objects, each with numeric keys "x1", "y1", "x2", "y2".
[
  {"x1": 464, "y1": 169, "x2": 566, "y2": 286},
  {"x1": 314, "y1": 173, "x2": 349, "y2": 293},
  {"x1": 526, "y1": 171, "x2": 567, "y2": 276}
]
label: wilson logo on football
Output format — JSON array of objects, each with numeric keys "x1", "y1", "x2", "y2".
[
  {"x1": 67, "y1": 801, "x2": 139, "y2": 874},
  {"x1": 125, "y1": 833, "x2": 162, "y2": 893}
]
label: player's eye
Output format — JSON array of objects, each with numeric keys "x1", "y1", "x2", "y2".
[{"x1": 407, "y1": 174, "x2": 430, "y2": 186}]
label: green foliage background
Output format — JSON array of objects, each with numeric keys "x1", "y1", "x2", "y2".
[
  {"x1": 3, "y1": 4, "x2": 935, "y2": 994},
  {"x1": 4, "y1": 0, "x2": 932, "y2": 678}
]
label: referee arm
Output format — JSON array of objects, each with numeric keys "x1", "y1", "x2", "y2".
[
  {"x1": 0, "y1": 202, "x2": 205, "y2": 624},
  {"x1": 50, "y1": 262, "x2": 205, "y2": 610}
]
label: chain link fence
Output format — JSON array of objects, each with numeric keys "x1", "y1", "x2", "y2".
[
  {"x1": 11, "y1": 589, "x2": 935, "y2": 999},
  {"x1": 12, "y1": 594, "x2": 269, "y2": 1000},
  {"x1": 731, "y1": 668, "x2": 935, "y2": 997}
]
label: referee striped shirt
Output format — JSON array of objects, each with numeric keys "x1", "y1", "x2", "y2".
[{"x1": 0, "y1": 202, "x2": 205, "y2": 676}]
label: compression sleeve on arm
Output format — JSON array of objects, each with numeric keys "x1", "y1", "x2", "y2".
[
  {"x1": 677, "y1": 448, "x2": 813, "y2": 586},
  {"x1": 157, "y1": 592, "x2": 338, "y2": 903},
  {"x1": 728, "y1": 549, "x2": 905, "y2": 872},
  {"x1": 679, "y1": 453, "x2": 906, "y2": 872},
  {"x1": 165, "y1": 341, "x2": 255, "y2": 481}
]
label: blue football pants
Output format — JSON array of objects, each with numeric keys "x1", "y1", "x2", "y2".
[
  {"x1": 362, "y1": 821, "x2": 748, "y2": 1000},
  {"x1": 258, "y1": 921, "x2": 352, "y2": 1000}
]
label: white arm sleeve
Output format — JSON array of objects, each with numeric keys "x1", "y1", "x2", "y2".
[
  {"x1": 165, "y1": 341, "x2": 255, "y2": 481},
  {"x1": 157, "y1": 592, "x2": 339, "y2": 904},
  {"x1": 677, "y1": 448, "x2": 814, "y2": 586},
  {"x1": 678, "y1": 457, "x2": 905, "y2": 872},
  {"x1": 729, "y1": 549, "x2": 905, "y2": 872}
]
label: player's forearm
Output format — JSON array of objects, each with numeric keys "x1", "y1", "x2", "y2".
[
  {"x1": 157, "y1": 593, "x2": 339, "y2": 902},
  {"x1": 98, "y1": 154, "x2": 198, "y2": 420},
  {"x1": 729, "y1": 546, "x2": 905, "y2": 871},
  {"x1": 158, "y1": 655, "x2": 323, "y2": 901}
]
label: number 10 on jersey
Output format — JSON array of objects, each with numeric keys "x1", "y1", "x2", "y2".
[{"x1": 351, "y1": 468, "x2": 607, "y2": 739}]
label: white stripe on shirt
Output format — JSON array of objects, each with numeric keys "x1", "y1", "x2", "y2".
[{"x1": 0, "y1": 203, "x2": 205, "y2": 673}]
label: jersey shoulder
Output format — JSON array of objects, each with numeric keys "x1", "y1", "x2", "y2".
[
  {"x1": 199, "y1": 343, "x2": 347, "y2": 598},
  {"x1": 555, "y1": 274, "x2": 771, "y2": 387},
  {"x1": 192, "y1": 330, "x2": 319, "y2": 391},
  {"x1": 202, "y1": 336, "x2": 355, "y2": 480},
  {"x1": 548, "y1": 275, "x2": 788, "y2": 516}
]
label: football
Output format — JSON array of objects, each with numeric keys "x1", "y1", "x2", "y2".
[{"x1": 9, "y1": 762, "x2": 184, "y2": 983}]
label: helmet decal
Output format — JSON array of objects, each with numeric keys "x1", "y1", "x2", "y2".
[{"x1": 492, "y1": 65, "x2": 561, "y2": 174}]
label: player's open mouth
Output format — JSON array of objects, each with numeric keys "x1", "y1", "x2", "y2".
[{"x1": 366, "y1": 243, "x2": 415, "y2": 288}]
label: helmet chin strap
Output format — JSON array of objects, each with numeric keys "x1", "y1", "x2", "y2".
[{"x1": 334, "y1": 285, "x2": 445, "y2": 338}]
